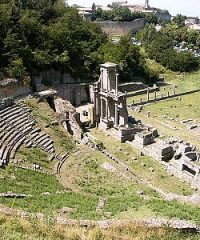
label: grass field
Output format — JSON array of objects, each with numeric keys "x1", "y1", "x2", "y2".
[
  {"x1": 90, "y1": 129, "x2": 193, "y2": 196},
  {"x1": 143, "y1": 92, "x2": 200, "y2": 122},
  {"x1": 0, "y1": 213, "x2": 199, "y2": 240},
  {"x1": 127, "y1": 68, "x2": 200, "y2": 104},
  {"x1": 128, "y1": 91, "x2": 200, "y2": 151}
]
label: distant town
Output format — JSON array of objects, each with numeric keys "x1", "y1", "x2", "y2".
[{"x1": 72, "y1": 0, "x2": 200, "y2": 33}]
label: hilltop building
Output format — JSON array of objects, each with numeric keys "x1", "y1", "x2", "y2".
[
  {"x1": 77, "y1": 1, "x2": 171, "y2": 22},
  {"x1": 189, "y1": 24, "x2": 200, "y2": 32}
]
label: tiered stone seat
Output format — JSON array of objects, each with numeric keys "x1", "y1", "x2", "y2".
[
  {"x1": 0, "y1": 102, "x2": 56, "y2": 166},
  {"x1": 25, "y1": 131, "x2": 55, "y2": 155}
]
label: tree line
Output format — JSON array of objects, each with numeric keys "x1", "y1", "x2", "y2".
[
  {"x1": 91, "y1": 5, "x2": 158, "y2": 24},
  {"x1": 0, "y1": 1, "x2": 199, "y2": 86},
  {"x1": 0, "y1": 0, "x2": 108, "y2": 82},
  {"x1": 0, "y1": 0, "x2": 159, "y2": 84},
  {"x1": 137, "y1": 23, "x2": 200, "y2": 72}
]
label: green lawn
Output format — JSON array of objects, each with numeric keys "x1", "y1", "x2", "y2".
[
  {"x1": 127, "y1": 70, "x2": 200, "y2": 104},
  {"x1": 143, "y1": 92, "x2": 200, "y2": 122},
  {"x1": 90, "y1": 129, "x2": 193, "y2": 196},
  {"x1": 15, "y1": 147, "x2": 50, "y2": 169}
]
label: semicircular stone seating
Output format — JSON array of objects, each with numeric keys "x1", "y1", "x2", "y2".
[{"x1": 0, "y1": 101, "x2": 55, "y2": 167}]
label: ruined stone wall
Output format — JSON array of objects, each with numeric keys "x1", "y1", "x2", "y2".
[
  {"x1": 33, "y1": 69, "x2": 91, "y2": 106},
  {"x1": 0, "y1": 85, "x2": 32, "y2": 101},
  {"x1": 33, "y1": 69, "x2": 90, "y2": 85},
  {"x1": 119, "y1": 82, "x2": 148, "y2": 93},
  {"x1": 98, "y1": 18, "x2": 145, "y2": 36},
  {"x1": 54, "y1": 98, "x2": 83, "y2": 140},
  {"x1": 53, "y1": 84, "x2": 89, "y2": 106},
  {"x1": 0, "y1": 98, "x2": 14, "y2": 110}
]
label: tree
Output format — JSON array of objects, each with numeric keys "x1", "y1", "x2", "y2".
[
  {"x1": 144, "y1": 13, "x2": 158, "y2": 25},
  {"x1": 172, "y1": 14, "x2": 187, "y2": 28},
  {"x1": 197, "y1": 35, "x2": 200, "y2": 48},
  {"x1": 136, "y1": 24, "x2": 157, "y2": 48},
  {"x1": 100, "y1": 34, "x2": 147, "y2": 82},
  {"x1": 0, "y1": 1, "x2": 108, "y2": 81},
  {"x1": 187, "y1": 30, "x2": 199, "y2": 45},
  {"x1": 113, "y1": 7, "x2": 132, "y2": 21},
  {"x1": 7, "y1": 57, "x2": 27, "y2": 78},
  {"x1": 91, "y1": 3, "x2": 96, "y2": 21}
]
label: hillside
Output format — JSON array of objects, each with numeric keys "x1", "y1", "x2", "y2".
[
  {"x1": 0, "y1": 98, "x2": 199, "y2": 221},
  {"x1": 0, "y1": 1, "x2": 200, "y2": 239},
  {"x1": 0, "y1": 212, "x2": 199, "y2": 240}
]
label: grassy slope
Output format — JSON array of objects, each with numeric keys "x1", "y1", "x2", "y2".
[
  {"x1": 0, "y1": 98, "x2": 200, "y2": 224},
  {"x1": 24, "y1": 98, "x2": 75, "y2": 154},
  {"x1": 90, "y1": 129, "x2": 193, "y2": 196},
  {"x1": 0, "y1": 213, "x2": 199, "y2": 240}
]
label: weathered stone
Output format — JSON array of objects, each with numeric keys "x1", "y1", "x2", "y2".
[
  {"x1": 149, "y1": 167, "x2": 154, "y2": 172},
  {"x1": 136, "y1": 191, "x2": 144, "y2": 195}
]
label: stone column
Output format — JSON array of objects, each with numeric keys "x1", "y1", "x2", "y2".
[
  {"x1": 115, "y1": 73, "x2": 119, "y2": 96},
  {"x1": 93, "y1": 91, "x2": 97, "y2": 116},
  {"x1": 147, "y1": 88, "x2": 150, "y2": 101},
  {"x1": 100, "y1": 97, "x2": 103, "y2": 119},
  {"x1": 154, "y1": 91, "x2": 157, "y2": 100},
  {"x1": 106, "y1": 70, "x2": 109, "y2": 91},
  {"x1": 114, "y1": 103, "x2": 118, "y2": 127},
  {"x1": 101, "y1": 69, "x2": 103, "y2": 90},
  {"x1": 106, "y1": 99, "x2": 108, "y2": 121}
]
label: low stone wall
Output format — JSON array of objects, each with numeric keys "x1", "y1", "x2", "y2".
[
  {"x1": 0, "y1": 85, "x2": 32, "y2": 101},
  {"x1": 98, "y1": 18, "x2": 145, "y2": 36},
  {"x1": 119, "y1": 82, "x2": 148, "y2": 93},
  {"x1": 128, "y1": 89, "x2": 200, "y2": 106}
]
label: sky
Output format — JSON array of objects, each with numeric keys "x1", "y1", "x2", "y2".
[{"x1": 67, "y1": 0, "x2": 200, "y2": 17}]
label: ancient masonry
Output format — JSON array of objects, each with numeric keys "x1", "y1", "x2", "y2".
[
  {"x1": 54, "y1": 98, "x2": 83, "y2": 141},
  {"x1": 36, "y1": 90, "x2": 83, "y2": 141},
  {"x1": 90, "y1": 62, "x2": 200, "y2": 188},
  {"x1": 0, "y1": 98, "x2": 55, "y2": 166},
  {"x1": 92, "y1": 63, "x2": 158, "y2": 143},
  {"x1": 92, "y1": 62, "x2": 143, "y2": 142},
  {"x1": 98, "y1": 19, "x2": 145, "y2": 36}
]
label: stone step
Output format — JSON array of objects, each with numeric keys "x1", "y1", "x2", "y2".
[{"x1": 0, "y1": 105, "x2": 19, "y2": 116}]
